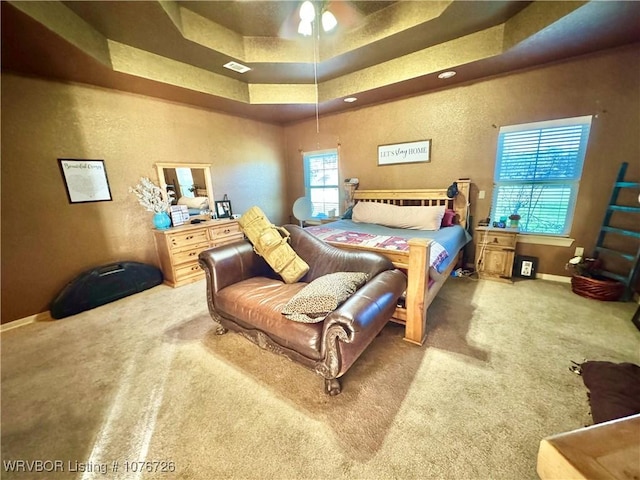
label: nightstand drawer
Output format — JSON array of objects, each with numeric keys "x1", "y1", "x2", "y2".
[
  {"x1": 480, "y1": 231, "x2": 517, "y2": 248},
  {"x1": 168, "y1": 230, "x2": 209, "y2": 249}
]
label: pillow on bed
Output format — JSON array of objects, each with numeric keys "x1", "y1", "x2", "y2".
[
  {"x1": 441, "y1": 209, "x2": 457, "y2": 227},
  {"x1": 352, "y1": 202, "x2": 445, "y2": 231},
  {"x1": 282, "y1": 272, "x2": 368, "y2": 323},
  {"x1": 177, "y1": 196, "x2": 209, "y2": 210},
  {"x1": 342, "y1": 206, "x2": 354, "y2": 219}
]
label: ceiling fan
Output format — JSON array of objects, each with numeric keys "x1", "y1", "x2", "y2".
[{"x1": 278, "y1": 1, "x2": 364, "y2": 39}]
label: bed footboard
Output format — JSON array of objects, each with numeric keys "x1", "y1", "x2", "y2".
[
  {"x1": 324, "y1": 239, "x2": 431, "y2": 345},
  {"x1": 403, "y1": 238, "x2": 430, "y2": 345}
]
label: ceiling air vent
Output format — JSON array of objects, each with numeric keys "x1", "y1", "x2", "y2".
[{"x1": 223, "y1": 61, "x2": 251, "y2": 74}]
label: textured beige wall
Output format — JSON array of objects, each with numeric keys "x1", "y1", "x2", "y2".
[
  {"x1": 283, "y1": 44, "x2": 640, "y2": 278},
  {"x1": 1, "y1": 75, "x2": 285, "y2": 323},
  {"x1": 2, "y1": 44, "x2": 638, "y2": 323}
]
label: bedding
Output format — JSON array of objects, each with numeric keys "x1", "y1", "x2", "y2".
[
  {"x1": 352, "y1": 202, "x2": 445, "y2": 230},
  {"x1": 306, "y1": 219, "x2": 471, "y2": 274}
]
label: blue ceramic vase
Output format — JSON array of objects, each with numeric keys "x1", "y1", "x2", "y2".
[{"x1": 153, "y1": 211, "x2": 171, "y2": 230}]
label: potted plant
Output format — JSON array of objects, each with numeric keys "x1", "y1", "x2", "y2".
[
  {"x1": 565, "y1": 255, "x2": 624, "y2": 301},
  {"x1": 508, "y1": 213, "x2": 521, "y2": 228},
  {"x1": 129, "y1": 177, "x2": 175, "y2": 230}
]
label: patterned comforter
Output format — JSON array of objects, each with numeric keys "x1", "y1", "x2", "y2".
[{"x1": 306, "y1": 224, "x2": 449, "y2": 272}]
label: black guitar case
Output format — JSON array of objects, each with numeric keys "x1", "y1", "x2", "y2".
[{"x1": 50, "y1": 261, "x2": 163, "y2": 319}]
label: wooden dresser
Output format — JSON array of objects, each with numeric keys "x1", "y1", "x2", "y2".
[
  {"x1": 475, "y1": 227, "x2": 519, "y2": 283},
  {"x1": 153, "y1": 219, "x2": 243, "y2": 287}
]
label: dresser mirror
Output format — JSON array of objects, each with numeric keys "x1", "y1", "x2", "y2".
[{"x1": 155, "y1": 163, "x2": 215, "y2": 220}]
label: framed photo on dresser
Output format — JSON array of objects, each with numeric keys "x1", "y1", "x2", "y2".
[{"x1": 215, "y1": 200, "x2": 232, "y2": 219}]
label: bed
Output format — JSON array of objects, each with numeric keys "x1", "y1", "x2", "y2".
[{"x1": 305, "y1": 179, "x2": 471, "y2": 345}]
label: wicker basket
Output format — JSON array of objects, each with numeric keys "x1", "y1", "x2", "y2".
[{"x1": 571, "y1": 275, "x2": 624, "y2": 301}]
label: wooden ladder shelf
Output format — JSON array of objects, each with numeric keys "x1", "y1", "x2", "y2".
[{"x1": 594, "y1": 162, "x2": 640, "y2": 301}]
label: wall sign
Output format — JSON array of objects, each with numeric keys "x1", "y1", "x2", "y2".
[
  {"x1": 377, "y1": 139, "x2": 431, "y2": 166},
  {"x1": 58, "y1": 158, "x2": 112, "y2": 203}
]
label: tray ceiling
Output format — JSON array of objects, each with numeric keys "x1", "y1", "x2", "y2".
[{"x1": 2, "y1": 1, "x2": 639, "y2": 124}]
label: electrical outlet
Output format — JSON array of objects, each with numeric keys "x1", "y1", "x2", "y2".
[
  {"x1": 575, "y1": 247, "x2": 584, "y2": 257},
  {"x1": 478, "y1": 190, "x2": 486, "y2": 199}
]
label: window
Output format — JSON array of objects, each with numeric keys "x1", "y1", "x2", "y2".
[
  {"x1": 303, "y1": 149, "x2": 340, "y2": 219},
  {"x1": 175, "y1": 167, "x2": 195, "y2": 198},
  {"x1": 491, "y1": 115, "x2": 592, "y2": 236}
]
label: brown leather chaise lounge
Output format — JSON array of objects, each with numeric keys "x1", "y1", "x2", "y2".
[{"x1": 199, "y1": 224, "x2": 407, "y2": 395}]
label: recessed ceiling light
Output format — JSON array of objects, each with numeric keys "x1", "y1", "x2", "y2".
[
  {"x1": 223, "y1": 61, "x2": 251, "y2": 74},
  {"x1": 438, "y1": 71, "x2": 457, "y2": 79},
  {"x1": 344, "y1": 97, "x2": 357, "y2": 103}
]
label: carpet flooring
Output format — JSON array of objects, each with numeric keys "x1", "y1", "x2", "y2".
[{"x1": 2, "y1": 277, "x2": 639, "y2": 479}]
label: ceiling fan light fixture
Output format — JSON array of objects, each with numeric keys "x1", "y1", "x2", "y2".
[
  {"x1": 321, "y1": 10, "x2": 338, "y2": 32},
  {"x1": 299, "y1": 1, "x2": 316, "y2": 22},
  {"x1": 298, "y1": 20, "x2": 313, "y2": 36}
]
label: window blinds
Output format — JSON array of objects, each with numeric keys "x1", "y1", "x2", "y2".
[{"x1": 492, "y1": 116, "x2": 592, "y2": 235}]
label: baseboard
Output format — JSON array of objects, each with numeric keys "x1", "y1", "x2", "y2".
[
  {"x1": 536, "y1": 273, "x2": 572, "y2": 283},
  {"x1": 465, "y1": 264, "x2": 572, "y2": 284},
  {"x1": 1, "y1": 311, "x2": 53, "y2": 332}
]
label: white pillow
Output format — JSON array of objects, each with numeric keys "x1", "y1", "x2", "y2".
[
  {"x1": 177, "y1": 196, "x2": 209, "y2": 209},
  {"x1": 352, "y1": 202, "x2": 444, "y2": 231}
]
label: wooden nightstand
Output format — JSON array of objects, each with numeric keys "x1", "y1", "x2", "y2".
[{"x1": 475, "y1": 227, "x2": 518, "y2": 283}]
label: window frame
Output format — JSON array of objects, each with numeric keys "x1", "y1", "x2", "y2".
[
  {"x1": 491, "y1": 115, "x2": 592, "y2": 237},
  {"x1": 303, "y1": 148, "x2": 340, "y2": 220}
]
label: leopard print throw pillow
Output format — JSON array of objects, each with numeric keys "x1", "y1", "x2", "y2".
[{"x1": 282, "y1": 272, "x2": 369, "y2": 323}]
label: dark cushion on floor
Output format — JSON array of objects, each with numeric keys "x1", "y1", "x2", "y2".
[{"x1": 581, "y1": 361, "x2": 640, "y2": 424}]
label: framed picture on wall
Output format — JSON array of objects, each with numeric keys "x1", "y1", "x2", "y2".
[
  {"x1": 58, "y1": 158, "x2": 113, "y2": 203},
  {"x1": 215, "y1": 200, "x2": 232, "y2": 219}
]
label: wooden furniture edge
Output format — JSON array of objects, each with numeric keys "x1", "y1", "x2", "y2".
[{"x1": 537, "y1": 414, "x2": 640, "y2": 480}]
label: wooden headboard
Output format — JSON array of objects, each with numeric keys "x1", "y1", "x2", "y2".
[{"x1": 352, "y1": 179, "x2": 470, "y2": 229}]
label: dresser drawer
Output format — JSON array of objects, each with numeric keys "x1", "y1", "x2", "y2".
[
  {"x1": 174, "y1": 261, "x2": 203, "y2": 279},
  {"x1": 480, "y1": 231, "x2": 517, "y2": 248},
  {"x1": 168, "y1": 230, "x2": 209, "y2": 249},
  {"x1": 209, "y1": 222, "x2": 242, "y2": 241},
  {"x1": 211, "y1": 233, "x2": 244, "y2": 248},
  {"x1": 172, "y1": 243, "x2": 210, "y2": 265}
]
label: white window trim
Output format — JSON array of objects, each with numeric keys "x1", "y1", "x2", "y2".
[
  {"x1": 303, "y1": 148, "x2": 340, "y2": 219},
  {"x1": 516, "y1": 234, "x2": 574, "y2": 247}
]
